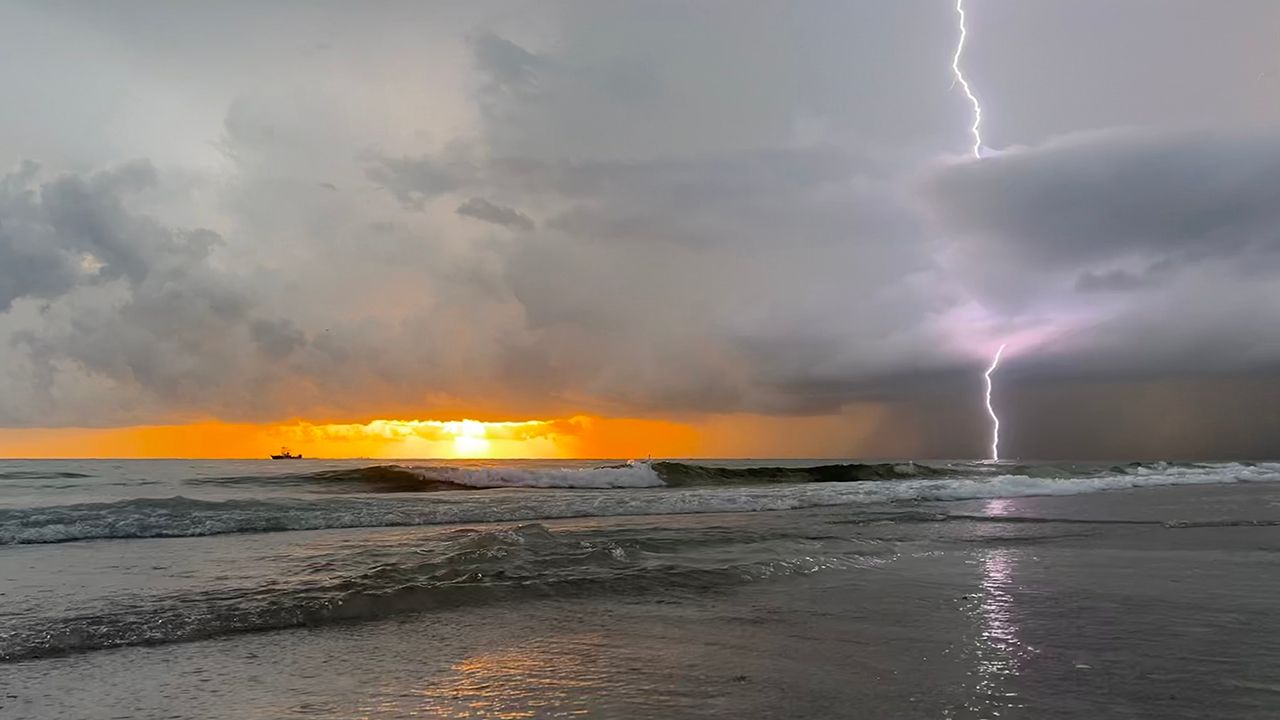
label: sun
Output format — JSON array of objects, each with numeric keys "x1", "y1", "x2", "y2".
[{"x1": 444, "y1": 419, "x2": 492, "y2": 457}]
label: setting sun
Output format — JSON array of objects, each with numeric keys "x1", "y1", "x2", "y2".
[
  {"x1": 281, "y1": 418, "x2": 565, "y2": 458},
  {"x1": 446, "y1": 420, "x2": 491, "y2": 457}
]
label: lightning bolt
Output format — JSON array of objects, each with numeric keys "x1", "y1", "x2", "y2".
[
  {"x1": 954, "y1": 1, "x2": 1006, "y2": 459},
  {"x1": 951, "y1": 0, "x2": 983, "y2": 158},
  {"x1": 983, "y1": 343, "x2": 1007, "y2": 461}
]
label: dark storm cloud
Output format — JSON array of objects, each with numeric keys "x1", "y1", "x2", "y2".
[
  {"x1": 924, "y1": 129, "x2": 1280, "y2": 273},
  {"x1": 455, "y1": 197, "x2": 535, "y2": 231},
  {"x1": 0, "y1": 160, "x2": 209, "y2": 310},
  {"x1": 920, "y1": 127, "x2": 1280, "y2": 390},
  {"x1": 0, "y1": 163, "x2": 80, "y2": 311},
  {"x1": 0, "y1": 241, "x2": 76, "y2": 312}
]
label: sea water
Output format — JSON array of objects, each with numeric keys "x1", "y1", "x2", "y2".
[{"x1": 2, "y1": 459, "x2": 1279, "y2": 718}]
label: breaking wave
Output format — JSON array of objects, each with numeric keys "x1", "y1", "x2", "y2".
[
  {"x1": 187, "y1": 459, "x2": 1238, "y2": 495},
  {"x1": 650, "y1": 461, "x2": 954, "y2": 485},
  {"x1": 191, "y1": 463, "x2": 663, "y2": 493},
  {"x1": 2, "y1": 461, "x2": 1276, "y2": 545}
]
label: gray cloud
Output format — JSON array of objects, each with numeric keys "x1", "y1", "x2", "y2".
[
  {"x1": 0, "y1": 160, "x2": 205, "y2": 312},
  {"x1": 925, "y1": 129, "x2": 1280, "y2": 273},
  {"x1": 472, "y1": 31, "x2": 544, "y2": 101},
  {"x1": 3, "y1": 1, "x2": 1280, "y2": 456},
  {"x1": 455, "y1": 197, "x2": 535, "y2": 231},
  {"x1": 250, "y1": 317, "x2": 307, "y2": 359},
  {"x1": 920, "y1": 128, "x2": 1280, "y2": 387},
  {"x1": 358, "y1": 135, "x2": 944, "y2": 416},
  {"x1": 0, "y1": 163, "x2": 81, "y2": 311},
  {"x1": 366, "y1": 152, "x2": 473, "y2": 210},
  {"x1": 1074, "y1": 263, "x2": 1172, "y2": 293},
  {"x1": 0, "y1": 160, "x2": 314, "y2": 425}
]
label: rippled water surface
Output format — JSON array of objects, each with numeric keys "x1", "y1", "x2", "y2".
[{"x1": 2, "y1": 460, "x2": 1279, "y2": 718}]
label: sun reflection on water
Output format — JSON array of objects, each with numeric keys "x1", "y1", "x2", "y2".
[{"x1": 359, "y1": 637, "x2": 608, "y2": 718}]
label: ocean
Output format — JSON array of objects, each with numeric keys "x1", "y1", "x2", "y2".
[{"x1": 2, "y1": 459, "x2": 1279, "y2": 718}]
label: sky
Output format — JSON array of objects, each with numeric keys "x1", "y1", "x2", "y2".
[{"x1": 1, "y1": 0, "x2": 1279, "y2": 459}]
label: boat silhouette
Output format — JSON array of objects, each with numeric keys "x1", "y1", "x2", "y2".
[{"x1": 270, "y1": 447, "x2": 303, "y2": 460}]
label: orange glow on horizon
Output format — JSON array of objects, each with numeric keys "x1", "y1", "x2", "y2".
[
  {"x1": 0, "y1": 407, "x2": 891, "y2": 459},
  {"x1": 0, "y1": 416, "x2": 702, "y2": 459}
]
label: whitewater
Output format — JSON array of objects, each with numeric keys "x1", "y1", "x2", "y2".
[{"x1": 1, "y1": 459, "x2": 1276, "y2": 544}]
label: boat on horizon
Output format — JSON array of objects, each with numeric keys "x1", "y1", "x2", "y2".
[{"x1": 270, "y1": 447, "x2": 303, "y2": 460}]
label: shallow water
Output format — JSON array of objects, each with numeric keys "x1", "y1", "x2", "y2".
[{"x1": 2, "y1": 460, "x2": 1279, "y2": 717}]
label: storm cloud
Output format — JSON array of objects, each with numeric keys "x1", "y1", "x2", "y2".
[
  {"x1": 1, "y1": 0, "x2": 1279, "y2": 456},
  {"x1": 925, "y1": 129, "x2": 1280, "y2": 275},
  {"x1": 922, "y1": 128, "x2": 1280, "y2": 382}
]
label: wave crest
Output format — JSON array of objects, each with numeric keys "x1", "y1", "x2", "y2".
[
  {"x1": 652, "y1": 461, "x2": 952, "y2": 486},
  {"x1": 193, "y1": 463, "x2": 662, "y2": 493},
  {"x1": 191, "y1": 460, "x2": 1216, "y2": 495}
]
